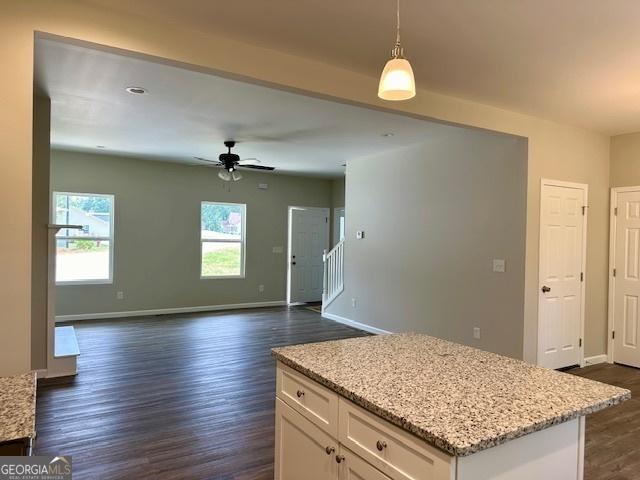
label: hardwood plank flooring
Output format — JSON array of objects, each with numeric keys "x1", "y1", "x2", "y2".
[
  {"x1": 568, "y1": 363, "x2": 640, "y2": 480},
  {"x1": 36, "y1": 306, "x2": 370, "y2": 479},
  {"x1": 36, "y1": 308, "x2": 638, "y2": 479}
]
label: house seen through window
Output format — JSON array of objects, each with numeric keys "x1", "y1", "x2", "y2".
[
  {"x1": 201, "y1": 202, "x2": 246, "y2": 278},
  {"x1": 53, "y1": 192, "x2": 114, "y2": 284}
]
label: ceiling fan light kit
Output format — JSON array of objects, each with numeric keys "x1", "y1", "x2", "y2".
[
  {"x1": 378, "y1": 0, "x2": 416, "y2": 101},
  {"x1": 198, "y1": 140, "x2": 275, "y2": 182}
]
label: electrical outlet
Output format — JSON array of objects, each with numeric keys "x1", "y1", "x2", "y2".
[
  {"x1": 116, "y1": 291, "x2": 124, "y2": 300},
  {"x1": 473, "y1": 327, "x2": 481, "y2": 339},
  {"x1": 492, "y1": 259, "x2": 506, "y2": 273},
  {"x1": 258, "y1": 284, "x2": 265, "y2": 293},
  {"x1": 351, "y1": 298, "x2": 357, "y2": 308}
]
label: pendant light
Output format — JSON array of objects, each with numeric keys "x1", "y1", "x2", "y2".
[{"x1": 378, "y1": 0, "x2": 416, "y2": 101}]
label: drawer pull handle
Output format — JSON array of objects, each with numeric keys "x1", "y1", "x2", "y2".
[
  {"x1": 325, "y1": 446, "x2": 335, "y2": 455},
  {"x1": 296, "y1": 389, "x2": 305, "y2": 398},
  {"x1": 376, "y1": 440, "x2": 387, "y2": 451},
  {"x1": 335, "y1": 454, "x2": 345, "y2": 464}
]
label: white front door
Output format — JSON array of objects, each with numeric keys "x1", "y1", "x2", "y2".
[
  {"x1": 289, "y1": 207, "x2": 329, "y2": 303},
  {"x1": 612, "y1": 189, "x2": 640, "y2": 368},
  {"x1": 538, "y1": 181, "x2": 587, "y2": 369}
]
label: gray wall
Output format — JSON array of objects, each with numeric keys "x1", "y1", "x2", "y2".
[
  {"x1": 51, "y1": 150, "x2": 332, "y2": 316},
  {"x1": 326, "y1": 130, "x2": 528, "y2": 359}
]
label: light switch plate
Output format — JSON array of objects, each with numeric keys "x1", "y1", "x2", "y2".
[
  {"x1": 493, "y1": 259, "x2": 506, "y2": 273},
  {"x1": 356, "y1": 230, "x2": 365, "y2": 239},
  {"x1": 258, "y1": 183, "x2": 268, "y2": 190},
  {"x1": 272, "y1": 246, "x2": 284, "y2": 254}
]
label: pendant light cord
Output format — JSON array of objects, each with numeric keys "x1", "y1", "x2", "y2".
[
  {"x1": 392, "y1": 0, "x2": 403, "y2": 58},
  {"x1": 396, "y1": 0, "x2": 401, "y2": 45}
]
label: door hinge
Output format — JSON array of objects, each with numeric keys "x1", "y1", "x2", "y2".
[
  {"x1": 614, "y1": 207, "x2": 618, "y2": 216},
  {"x1": 613, "y1": 268, "x2": 617, "y2": 277},
  {"x1": 579, "y1": 338, "x2": 582, "y2": 348},
  {"x1": 325, "y1": 217, "x2": 328, "y2": 223},
  {"x1": 612, "y1": 330, "x2": 616, "y2": 340},
  {"x1": 580, "y1": 272, "x2": 584, "y2": 282}
]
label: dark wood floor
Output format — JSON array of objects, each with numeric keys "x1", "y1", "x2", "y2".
[
  {"x1": 568, "y1": 362, "x2": 640, "y2": 480},
  {"x1": 36, "y1": 307, "x2": 370, "y2": 479},
  {"x1": 36, "y1": 308, "x2": 638, "y2": 479}
]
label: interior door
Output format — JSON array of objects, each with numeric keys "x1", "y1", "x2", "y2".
[
  {"x1": 612, "y1": 189, "x2": 640, "y2": 368},
  {"x1": 289, "y1": 207, "x2": 329, "y2": 303},
  {"x1": 275, "y1": 398, "x2": 338, "y2": 480},
  {"x1": 538, "y1": 182, "x2": 586, "y2": 369}
]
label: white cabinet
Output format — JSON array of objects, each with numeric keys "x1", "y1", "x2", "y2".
[
  {"x1": 275, "y1": 398, "x2": 338, "y2": 480},
  {"x1": 337, "y1": 447, "x2": 392, "y2": 480},
  {"x1": 274, "y1": 361, "x2": 583, "y2": 480}
]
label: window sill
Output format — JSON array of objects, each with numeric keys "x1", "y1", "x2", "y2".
[
  {"x1": 56, "y1": 279, "x2": 113, "y2": 286},
  {"x1": 200, "y1": 275, "x2": 246, "y2": 280}
]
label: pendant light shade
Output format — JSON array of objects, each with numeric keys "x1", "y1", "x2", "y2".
[
  {"x1": 378, "y1": 58, "x2": 415, "y2": 101},
  {"x1": 378, "y1": 0, "x2": 416, "y2": 101},
  {"x1": 218, "y1": 169, "x2": 231, "y2": 181}
]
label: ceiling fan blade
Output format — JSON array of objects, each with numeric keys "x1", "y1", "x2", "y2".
[
  {"x1": 238, "y1": 164, "x2": 275, "y2": 171},
  {"x1": 193, "y1": 156, "x2": 220, "y2": 164},
  {"x1": 238, "y1": 157, "x2": 260, "y2": 164}
]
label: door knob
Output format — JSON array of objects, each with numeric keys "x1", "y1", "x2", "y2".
[
  {"x1": 291, "y1": 261, "x2": 296, "y2": 265},
  {"x1": 541, "y1": 285, "x2": 551, "y2": 293}
]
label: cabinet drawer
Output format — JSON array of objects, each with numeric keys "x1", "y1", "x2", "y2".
[
  {"x1": 276, "y1": 362, "x2": 339, "y2": 437},
  {"x1": 339, "y1": 446, "x2": 392, "y2": 480},
  {"x1": 338, "y1": 399, "x2": 454, "y2": 480}
]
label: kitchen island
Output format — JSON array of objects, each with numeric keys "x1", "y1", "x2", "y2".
[{"x1": 272, "y1": 333, "x2": 629, "y2": 480}]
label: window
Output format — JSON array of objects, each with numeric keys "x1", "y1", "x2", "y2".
[
  {"x1": 53, "y1": 192, "x2": 114, "y2": 284},
  {"x1": 201, "y1": 202, "x2": 246, "y2": 278}
]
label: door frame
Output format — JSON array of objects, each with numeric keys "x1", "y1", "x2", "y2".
[
  {"x1": 286, "y1": 206, "x2": 330, "y2": 305},
  {"x1": 537, "y1": 178, "x2": 588, "y2": 368},
  {"x1": 607, "y1": 186, "x2": 640, "y2": 363},
  {"x1": 333, "y1": 206, "x2": 345, "y2": 247}
]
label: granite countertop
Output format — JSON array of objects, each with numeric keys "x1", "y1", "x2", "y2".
[
  {"x1": 272, "y1": 333, "x2": 630, "y2": 456},
  {"x1": 0, "y1": 372, "x2": 36, "y2": 443}
]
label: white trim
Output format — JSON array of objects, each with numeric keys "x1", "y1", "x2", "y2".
[
  {"x1": 55, "y1": 300, "x2": 287, "y2": 322},
  {"x1": 321, "y1": 311, "x2": 392, "y2": 335},
  {"x1": 583, "y1": 354, "x2": 608, "y2": 366},
  {"x1": 538, "y1": 179, "x2": 588, "y2": 368},
  {"x1": 607, "y1": 186, "x2": 640, "y2": 364},
  {"x1": 52, "y1": 191, "x2": 115, "y2": 285},
  {"x1": 200, "y1": 201, "x2": 247, "y2": 279},
  {"x1": 333, "y1": 206, "x2": 345, "y2": 246}
]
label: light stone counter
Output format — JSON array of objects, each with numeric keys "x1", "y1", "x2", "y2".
[
  {"x1": 0, "y1": 372, "x2": 36, "y2": 444},
  {"x1": 272, "y1": 333, "x2": 629, "y2": 456}
]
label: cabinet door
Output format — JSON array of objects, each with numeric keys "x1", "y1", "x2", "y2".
[
  {"x1": 275, "y1": 397, "x2": 338, "y2": 480},
  {"x1": 338, "y1": 447, "x2": 392, "y2": 480}
]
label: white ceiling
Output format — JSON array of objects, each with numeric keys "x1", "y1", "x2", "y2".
[
  {"x1": 83, "y1": 0, "x2": 640, "y2": 135},
  {"x1": 36, "y1": 39, "x2": 467, "y2": 178}
]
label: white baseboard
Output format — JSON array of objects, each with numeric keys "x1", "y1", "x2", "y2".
[
  {"x1": 55, "y1": 300, "x2": 287, "y2": 322},
  {"x1": 584, "y1": 354, "x2": 608, "y2": 366},
  {"x1": 322, "y1": 312, "x2": 392, "y2": 335}
]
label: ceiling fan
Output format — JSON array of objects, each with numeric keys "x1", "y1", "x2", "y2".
[{"x1": 195, "y1": 140, "x2": 275, "y2": 182}]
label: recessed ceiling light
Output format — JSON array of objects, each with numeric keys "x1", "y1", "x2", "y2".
[
  {"x1": 381, "y1": 132, "x2": 395, "y2": 137},
  {"x1": 125, "y1": 86, "x2": 148, "y2": 95}
]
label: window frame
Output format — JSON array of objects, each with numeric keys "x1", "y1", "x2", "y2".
[
  {"x1": 200, "y1": 201, "x2": 247, "y2": 279},
  {"x1": 52, "y1": 191, "x2": 115, "y2": 286}
]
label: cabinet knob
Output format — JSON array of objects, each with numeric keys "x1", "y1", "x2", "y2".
[
  {"x1": 296, "y1": 389, "x2": 305, "y2": 398},
  {"x1": 376, "y1": 440, "x2": 387, "y2": 451},
  {"x1": 325, "y1": 446, "x2": 335, "y2": 455},
  {"x1": 335, "y1": 454, "x2": 345, "y2": 464}
]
